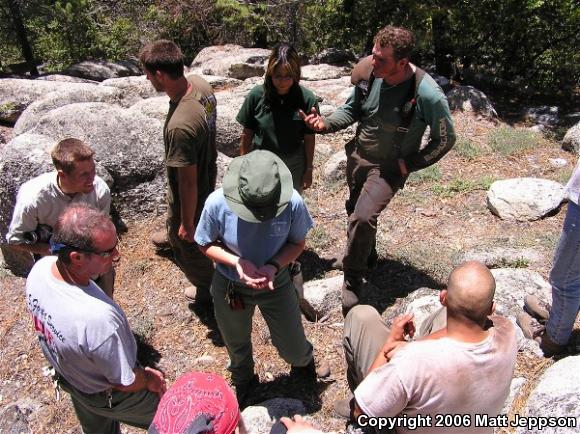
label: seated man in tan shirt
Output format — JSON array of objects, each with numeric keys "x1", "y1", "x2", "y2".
[{"x1": 336, "y1": 261, "x2": 518, "y2": 433}]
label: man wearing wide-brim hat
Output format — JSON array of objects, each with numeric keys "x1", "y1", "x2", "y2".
[{"x1": 195, "y1": 150, "x2": 328, "y2": 406}]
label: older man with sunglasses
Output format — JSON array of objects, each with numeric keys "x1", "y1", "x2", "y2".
[{"x1": 25, "y1": 204, "x2": 166, "y2": 433}]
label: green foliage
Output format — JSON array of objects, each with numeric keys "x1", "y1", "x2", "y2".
[
  {"x1": 431, "y1": 176, "x2": 496, "y2": 197},
  {"x1": 407, "y1": 165, "x2": 442, "y2": 185},
  {"x1": 488, "y1": 127, "x2": 540, "y2": 156},
  {"x1": 454, "y1": 137, "x2": 484, "y2": 160}
]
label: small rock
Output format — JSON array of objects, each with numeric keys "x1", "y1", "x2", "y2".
[
  {"x1": 523, "y1": 105, "x2": 560, "y2": 128},
  {"x1": 562, "y1": 121, "x2": 580, "y2": 154},
  {"x1": 241, "y1": 398, "x2": 307, "y2": 434},
  {"x1": 549, "y1": 158, "x2": 568, "y2": 168},
  {"x1": 194, "y1": 355, "x2": 216, "y2": 366},
  {"x1": 487, "y1": 178, "x2": 565, "y2": 221}
]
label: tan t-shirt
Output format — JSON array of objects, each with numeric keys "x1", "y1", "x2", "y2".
[
  {"x1": 355, "y1": 316, "x2": 518, "y2": 434},
  {"x1": 164, "y1": 75, "x2": 217, "y2": 221}
]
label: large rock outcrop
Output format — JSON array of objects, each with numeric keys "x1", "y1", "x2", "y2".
[{"x1": 190, "y1": 45, "x2": 270, "y2": 80}]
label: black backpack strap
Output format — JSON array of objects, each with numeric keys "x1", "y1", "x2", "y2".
[{"x1": 394, "y1": 67, "x2": 425, "y2": 158}]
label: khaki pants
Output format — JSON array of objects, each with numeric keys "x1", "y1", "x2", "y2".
[
  {"x1": 58, "y1": 375, "x2": 159, "y2": 434},
  {"x1": 343, "y1": 147, "x2": 406, "y2": 283},
  {"x1": 211, "y1": 269, "x2": 313, "y2": 385}
]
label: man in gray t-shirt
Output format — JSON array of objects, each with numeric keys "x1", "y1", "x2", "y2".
[{"x1": 26, "y1": 204, "x2": 166, "y2": 433}]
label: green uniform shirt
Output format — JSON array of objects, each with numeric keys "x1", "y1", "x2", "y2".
[
  {"x1": 164, "y1": 75, "x2": 217, "y2": 221},
  {"x1": 324, "y1": 70, "x2": 456, "y2": 171},
  {"x1": 236, "y1": 84, "x2": 319, "y2": 156}
]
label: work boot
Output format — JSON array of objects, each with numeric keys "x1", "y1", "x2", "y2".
[
  {"x1": 516, "y1": 311, "x2": 545, "y2": 339},
  {"x1": 524, "y1": 295, "x2": 551, "y2": 322},
  {"x1": 333, "y1": 395, "x2": 354, "y2": 420},
  {"x1": 150, "y1": 229, "x2": 170, "y2": 250},
  {"x1": 235, "y1": 374, "x2": 260, "y2": 409},
  {"x1": 341, "y1": 277, "x2": 364, "y2": 317},
  {"x1": 539, "y1": 333, "x2": 567, "y2": 357},
  {"x1": 183, "y1": 285, "x2": 213, "y2": 305},
  {"x1": 290, "y1": 358, "x2": 331, "y2": 380}
]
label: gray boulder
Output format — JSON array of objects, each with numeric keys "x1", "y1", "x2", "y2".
[
  {"x1": 301, "y1": 64, "x2": 348, "y2": 81},
  {"x1": 100, "y1": 75, "x2": 161, "y2": 105},
  {"x1": 455, "y1": 247, "x2": 543, "y2": 268},
  {"x1": 241, "y1": 398, "x2": 307, "y2": 434},
  {"x1": 128, "y1": 95, "x2": 169, "y2": 121},
  {"x1": 523, "y1": 106, "x2": 560, "y2": 128},
  {"x1": 189, "y1": 73, "x2": 243, "y2": 90},
  {"x1": 517, "y1": 355, "x2": 580, "y2": 434},
  {"x1": 301, "y1": 275, "x2": 342, "y2": 320},
  {"x1": 0, "y1": 78, "x2": 86, "y2": 124},
  {"x1": 323, "y1": 151, "x2": 347, "y2": 181},
  {"x1": 63, "y1": 59, "x2": 141, "y2": 82},
  {"x1": 306, "y1": 77, "x2": 352, "y2": 107},
  {"x1": 491, "y1": 268, "x2": 552, "y2": 319},
  {"x1": 446, "y1": 85, "x2": 497, "y2": 118},
  {"x1": 487, "y1": 178, "x2": 565, "y2": 221},
  {"x1": 562, "y1": 121, "x2": 580, "y2": 154},
  {"x1": 36, "y1": 74, "x2": 98, "y2": 84},
  {"x1": 14, "y1": 85, "x2": 124, "y2": 135},
  {"x1": 190, "y1": 45, "x2": 270, "y2": 80},
  {"x1": 214, "y1": 90, "x2": 248, "y2": 157},
  {"x1": 381, "y1": 287, "x2": 441, "y2": 333},
  {"x1": 25, "y1": 102, "x2": 163, "y2": 189},
  {"x1": 310, "y1": 48, "x2": 356, "y2": 66},
  {"x1": 500, "y1": 377, "x2": 526, "y2": 416}
]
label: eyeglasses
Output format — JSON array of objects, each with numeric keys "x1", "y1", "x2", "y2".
[
  {"x1": 50, "y1": 238, "x2": 119, "y2": 257},
  {"x1": 273, "y1": 74, "x2": 293, "y2": 81}
]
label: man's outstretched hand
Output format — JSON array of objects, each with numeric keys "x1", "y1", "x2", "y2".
[{"x1": 299, "y1": 107, "x2": 326, "y2": 133}]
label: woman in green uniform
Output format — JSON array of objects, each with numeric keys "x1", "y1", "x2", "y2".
[{"x1": 236, "y1": 44, "x2": 319, "y2": 192}]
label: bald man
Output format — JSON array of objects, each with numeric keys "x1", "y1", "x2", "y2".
[{"x1": 336, "y1": 261, "x2": 518, "y2": 433}]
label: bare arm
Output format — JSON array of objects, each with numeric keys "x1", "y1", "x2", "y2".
[
  {"x1": 177, "y1": 165, "x2": 198, "y2": 242},
  {"x1": 240, "y1": 128, "x2": 255, "y2": 155},
  {"x1": 302, "y1": 134, "x2": 315, "y2": 190},
  {"x1": 113, "y1": 366, "x2": 166, "y2": 398}
]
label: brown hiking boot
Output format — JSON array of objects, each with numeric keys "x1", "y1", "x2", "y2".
[
  {"x1": 183, "y1": 285, "x2": 213, "y2": 305},
  {"x1": 150, "y1": 229, "x2": 170, "y2": 250},
  {"x1": 539, "y1": 333, "x2": 567, "y2": 357},
  {"x1": 341, "y1": 278, "x2": 364, "y2": 317},
  {"x1": 516, "y1": 312, "x2": 545, "y2": 339},
  {"x1": 524, "y1": 295, "x2": 551, "y2": 322}
]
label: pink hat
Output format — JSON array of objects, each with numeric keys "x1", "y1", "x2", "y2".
[{"x1": 148, "y1": 372, "x2": 240, "y2": 434}]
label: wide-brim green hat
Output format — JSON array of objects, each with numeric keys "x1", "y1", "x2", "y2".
[{"x1": 223, "y1": 150, "x2": 293, "y2": 223}]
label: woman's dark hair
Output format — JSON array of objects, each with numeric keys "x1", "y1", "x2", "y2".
[{"x1": 263, "y1": 44, "x2": 303, "y2": 109}]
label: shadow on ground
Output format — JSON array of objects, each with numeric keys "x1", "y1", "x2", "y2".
[{"x1": 188, "y1": 302, "x2": 225, "y2": 347}]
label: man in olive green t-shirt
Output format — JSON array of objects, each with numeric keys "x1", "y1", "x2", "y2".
[
  {"x1": 140, "y1": 40, "x2": 217, "y2": 305},
  {"x1": 302, "y1": 26, "x2": 456, "y2": 315}
]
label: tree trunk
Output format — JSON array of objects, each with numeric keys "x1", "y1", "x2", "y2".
[
  {"x1": 6, "y1": 0, "x2": 38, "y2": 76},
  {"x1": 432, "y1": 9, "x2": 454, "y2": 78}
]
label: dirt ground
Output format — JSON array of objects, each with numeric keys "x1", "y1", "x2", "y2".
[{"x1": 0, "y1": 111, "x2": 578, "y2": 433}]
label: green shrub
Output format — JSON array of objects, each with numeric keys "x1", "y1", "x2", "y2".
[
  {"x1": 488, "y1": 127, "x2": 540, "y2": 156},
  {"x1": 407, "y1": 165, "x2": 442, "y2": 185},
  {"x1": 454, "y1": 137, "x2": 483, "y2": 160}
]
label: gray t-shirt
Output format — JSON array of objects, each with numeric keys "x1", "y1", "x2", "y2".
[
  {"x1": 194, "y1": 189, "x2": 314, "y2": 282},
  {"x1": 26, "y1": 256, "x2": 137, "y2": 394},
  {"x1": 6, "y1": 171, "x2": 110, "y2": 244}
]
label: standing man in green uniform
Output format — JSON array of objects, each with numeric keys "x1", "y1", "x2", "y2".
[
  {"x1": 302, "y1": 26, "x2": 456, "y2": 314},
  {"x1": 140, "y1": 40, "x2": 217, "y2": 305}
]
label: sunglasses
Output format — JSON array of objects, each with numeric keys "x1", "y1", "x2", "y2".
[{"x1": 50, "y1": 238, "x2": 119, "y2": 257}]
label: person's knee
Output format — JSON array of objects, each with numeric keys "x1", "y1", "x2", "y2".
[{"x1": 344, "y1": 305, "x2": 380, "y2": 340}]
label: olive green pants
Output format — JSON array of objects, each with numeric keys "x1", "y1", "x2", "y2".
[{"x1": 211, "y1": 269, "x2": 313, "y2": 386}]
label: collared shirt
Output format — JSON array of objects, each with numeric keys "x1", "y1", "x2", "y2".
[
  {"x1": 194, "y1": 189, "x2": 314, "y2": 282},
  {"x1": 6, "y1": 171, "x2": 110, "y2": 244}
]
